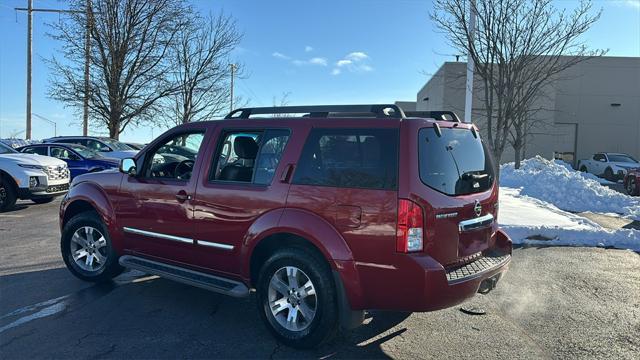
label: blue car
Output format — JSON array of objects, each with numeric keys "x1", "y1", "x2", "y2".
[{"x1": 18, "y1": 143, "x2": 120, "y2": 179}]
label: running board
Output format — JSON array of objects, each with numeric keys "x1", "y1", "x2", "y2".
[{"x1": 119, "y1": 255, "x2": 249, "y2": 298}]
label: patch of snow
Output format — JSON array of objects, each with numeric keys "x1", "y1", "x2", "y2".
[
  {"x1": 500, "y1": 156, "x2": 640, "y2": 220},
  {"x1": 499, "y1": 187, "x2": 640, "y2": 251}
]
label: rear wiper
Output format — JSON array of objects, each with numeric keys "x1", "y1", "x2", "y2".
[{"x1": 461, "y1": 172, "x2": 488, "y2": 181}]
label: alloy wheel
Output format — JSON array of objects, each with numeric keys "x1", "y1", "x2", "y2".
[
  {"x1": 70, "y1": 226, "x2": 108, "y2": 272},
  {"x1": 268, "y1": 266, "x2": 317, "y2": 332}
]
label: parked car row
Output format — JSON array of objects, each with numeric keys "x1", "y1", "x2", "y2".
[
  {"x1": 0, "y1": 136, "x2": 140, "y2": 212},
  {"x1": 578, "y1": 152, "x2": 639, "y2": 182}
]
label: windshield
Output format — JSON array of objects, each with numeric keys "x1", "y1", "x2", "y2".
[
  {"x1": 100, "y1": 138, "x2": 133, "y2": 151},
  {"x1": 418, "y1": 127, "x2": 494, "y2": 196},
  {"x1": 608, "y1": 154, "x2": 637, "y2": 163},
  {"x1": 0, "y1": 142, "x2": 17, "y2": 154},
  {"x1": 67, "y1": 144, "x2": 102, "y2": 159}
]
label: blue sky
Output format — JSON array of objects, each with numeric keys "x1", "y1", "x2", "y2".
[{"x1": 1, "y1": 0, "x2": 639, "y2": 143}]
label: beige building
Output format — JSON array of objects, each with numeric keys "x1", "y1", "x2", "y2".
[{"x1": 411, "y1": 56, "x2": 640, "y2": 166}]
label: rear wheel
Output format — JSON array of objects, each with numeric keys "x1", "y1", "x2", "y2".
[
  {"x1": 0, "y1": 177, "x2": 17, "y2": 212},
  {"x1": 579, "y1": 166, "x2": 587, "y2": 172},
  {"x1": 256, "y1": 247, "x2": 338, "y2": 349},
  {"x1": 627, "y1": 177, "x2": 638, "y2": 196},
  {"x1": 61, "y1": 211, "x2": 123, "y2": 282},
  {"x1": 32, "y1": 197, "x2": 54, "y2": 204}
]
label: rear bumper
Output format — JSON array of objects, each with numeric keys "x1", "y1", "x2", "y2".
[{"x1": 340, "y1": 228, "x2": 512, "y2": 312}]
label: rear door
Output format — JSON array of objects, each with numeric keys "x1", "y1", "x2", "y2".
[
  {"x1": 402, "y1": 121, "x2": 498, "y2": 266},
  {"x1": 286, "y1": 124, "x2": 399, "y2": 271},
  {"x1": 191, "y1": 126, "x2": 293, "y2": 275}
]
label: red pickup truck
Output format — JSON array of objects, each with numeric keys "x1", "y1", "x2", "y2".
[{"x1": 59, "y1": 105, "x2": 512, "y2": 348}]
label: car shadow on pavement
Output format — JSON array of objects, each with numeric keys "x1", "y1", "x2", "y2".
[{"x1": 0, "y1": 268, "x2": 410, "y2": 359}]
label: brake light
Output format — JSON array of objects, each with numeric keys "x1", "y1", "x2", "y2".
[{"x1": 396, "y1": 199, "x2": 424, "y2": 253}]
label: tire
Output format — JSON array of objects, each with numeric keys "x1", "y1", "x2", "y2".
[
  {"x1": 61, "y1": 211, "x2": 123, "y2": 282},
  {"x1": 256, "y1": 247, "x2": 338, "y2": 349},
  {"x1": 32, "y1": 197, "x2": 54, "y2": 204},
  {"x1": 0, "y1": 176, "x2": 18, "y2": 212},
  {"x1": 627, "y1": 177, "x2": 638, "y2": 196},
  {"x1": 604, "y1": 168, "x2": 615, "y2": 181},
  {"x1": 579, "y1": 166, "x2": 587, "y2": 172}
]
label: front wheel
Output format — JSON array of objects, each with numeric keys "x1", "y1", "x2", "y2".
[
  {"x1": 256, "y1": 248, "x2": 338, "y2": 349},
  {"x1": 579, "y1": 166, "x2": 587, "y2": 172},
  {"x1": 0, "y1": 177, "x2": 17, "y2": 212},
  {"x1": 61, "y1": 211, "x2": 123, "y2": 282},
  {"x1": 627, "y1": 177, "x2": 638, "y2": 196},
  {"x1": 604, "y1": 167, "x2": 615, "y2": 181}
]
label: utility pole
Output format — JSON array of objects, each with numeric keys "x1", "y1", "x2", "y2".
[
  {"x1": 464, "y1": 0, "x2": 476, "y2": 123},
  {"x1": 26, "y1": 0, "x2": 32, "y2": 140},
  {"x1": 229, "y1": 63, "x2": 237, "y2": 113},
  {"x1": 15, "y1": 1, "x2": 83, "y2": 140},
  {"x1": 83, "y1": 0, "x2": 92, "y2": 136}
]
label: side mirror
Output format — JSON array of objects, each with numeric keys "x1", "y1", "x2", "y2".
[{"x1": 120, "y1": 158, "x2": 137, "y2": 176}]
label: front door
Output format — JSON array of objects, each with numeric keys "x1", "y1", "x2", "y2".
[
  {"x1": 191, "y1": 127, "x2": 293, "y2": 275},
  {"x1": 50, "y1": 146, "x2": 85, "y2": 179},
  {"x1": 117, "y1": 129, "x2": 208, "y2": 265}
]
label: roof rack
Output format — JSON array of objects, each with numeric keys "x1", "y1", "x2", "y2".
[
  {"x1": 225, "y1": 104, "x2": 406, "y2": 119},
  {"x1": 403, "y1": 111, "x2": 461, "y2": 123}
]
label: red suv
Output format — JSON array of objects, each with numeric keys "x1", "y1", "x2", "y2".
[{"x1": 59, "y1": 105, "x2": 511, "y2": 348}]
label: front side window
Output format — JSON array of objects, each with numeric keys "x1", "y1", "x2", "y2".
[
  {"x1": 145, "y1": 132, "x2": 204, "y2": 180},
  {"x1": 51, "y1": 147, "x2": 80, "y2": 160},
  {"x1": 418, "y1": 127, "x2": 494, "y2": 196},
  {"x1": 211, "y1": 129, "x2": 291, "y2": 184},
  {"x1": 293, "y1": 128, "x2": 398, "y2": 190}
]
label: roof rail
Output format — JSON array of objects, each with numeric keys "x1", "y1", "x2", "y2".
[
  {"x1": 225, "y1": 104, "x2": 406, "y2": 119},
  {"x1": 403, "y1": 111, "x2": 461, "y2": 123}
]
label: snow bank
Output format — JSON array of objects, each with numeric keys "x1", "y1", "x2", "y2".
[
  {"x1": 499, "y1": 187, "x2": 640, "y2": 251},
  {"x1": 500, "y1": 156, "x2": 640, "y2": 220}
]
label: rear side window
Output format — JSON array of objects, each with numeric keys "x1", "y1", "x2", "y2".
[
  {"x1": 293, "y1": 128, "x2": 398, "y2": 190},
  {"x1": 22, "y1": 146, "x2": 48, "y2": 155},
  {"x1": 419, "y1": 127, "x2": 494, "y2": 195}
]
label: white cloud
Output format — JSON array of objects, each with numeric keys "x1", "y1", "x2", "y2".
[
  {"x1": 305, "y1": 46, "x2": 314, "y2": 52},
  {"x1": 292, "y1": 57, "x2": 328, "y2": 66},
  {"x1": 272, "y1": 52, "x2": 291, "y2": 60},
  {"x1": 345, "y1": 51, "x2": 369, "y2": 61},
  {"x1": 308, "y1": 57, "x2": 327, "y2": 66},
  {"x1": 332, "y1": 51, "x2": 373, "y2": 75}
]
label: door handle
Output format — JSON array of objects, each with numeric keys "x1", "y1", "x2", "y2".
[
  {"x1": 280, "y1": 164, "x2": 294, "y2": 183},
  {"x1": 175, "y1": 191, "x2": 192, "y2": 202}
]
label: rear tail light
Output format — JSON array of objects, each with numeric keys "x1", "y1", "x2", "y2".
[{"x1": 396, "y1": 199, "x2": 424, "y2": 253}]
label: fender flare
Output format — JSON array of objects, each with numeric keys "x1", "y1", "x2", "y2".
[
  {"x1": 240, "y1": 207, "x2": 365, "y2": 309},
  {"x1": 61, "y1": 181, "x2": 121, "y2": 249}
]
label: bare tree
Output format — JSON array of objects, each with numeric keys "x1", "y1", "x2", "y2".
[
  {"x1": 167, "y1": 12, "x2": 243, "y2": 125},
  {"x1": 48, "y1": 0, "x2": 185, "y2": 139},
  {"x1": 431, "y1": 0, "x2": 605, "y2": 167}
]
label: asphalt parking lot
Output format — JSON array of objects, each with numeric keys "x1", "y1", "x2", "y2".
[{"x1": 1, "y1": 199, "x2": 639, "y2": 359}]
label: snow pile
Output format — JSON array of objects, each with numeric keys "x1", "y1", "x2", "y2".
[
  {"x1": 553, "y1": 160, "x2": 615, "y2": 184},
  {"x1": 500, "y1": 156, "x2": 640, "y2": 220},
  {"x1": 499, "y1": 188, "x2": 640, "y2": 251}
]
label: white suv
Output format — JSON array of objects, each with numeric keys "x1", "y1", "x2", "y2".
[{"x1": 0, "y1": 142, "x2": 70, "y2": 211}]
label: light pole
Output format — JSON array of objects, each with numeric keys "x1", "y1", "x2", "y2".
[
  {"x1": 464, "y1": 0, "x2": 476, "y2": 123},
  {"x1": 32, "y1": 113, "x2": 57, "y2": 137}
]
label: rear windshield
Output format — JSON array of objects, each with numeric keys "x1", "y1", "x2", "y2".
[{"x1": 418, "y1": 127, "x2": 494, "y2": 196}]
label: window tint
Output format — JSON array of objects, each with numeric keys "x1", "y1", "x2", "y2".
[
  {"x1": 22, "y1": 146, "x2": 48, "y2": 156},
  {"x1": 608, "y1": 154, "x2": 636, "y2": 163},
  {"x1": 145, "y1": 132, "x2": 204, "y2": 180},
  {"x1": 593, "y1": 154, "x2": 605, "y2": 161},
  {"x1": 418, "y1": 127, "x2": 494, "y2": 196},
  {"x1": 293, "y1": 128, "x2": 398, "y2": 190},
  {"x1": 211, "y1": 129, "x2": 290, "y2": 184},
  {"x1": 84, "y1": 139, "x2": 108, "y2": 151},
  {"x1": 51, "y1": 147, "x2": 80, "y2": 160}
]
